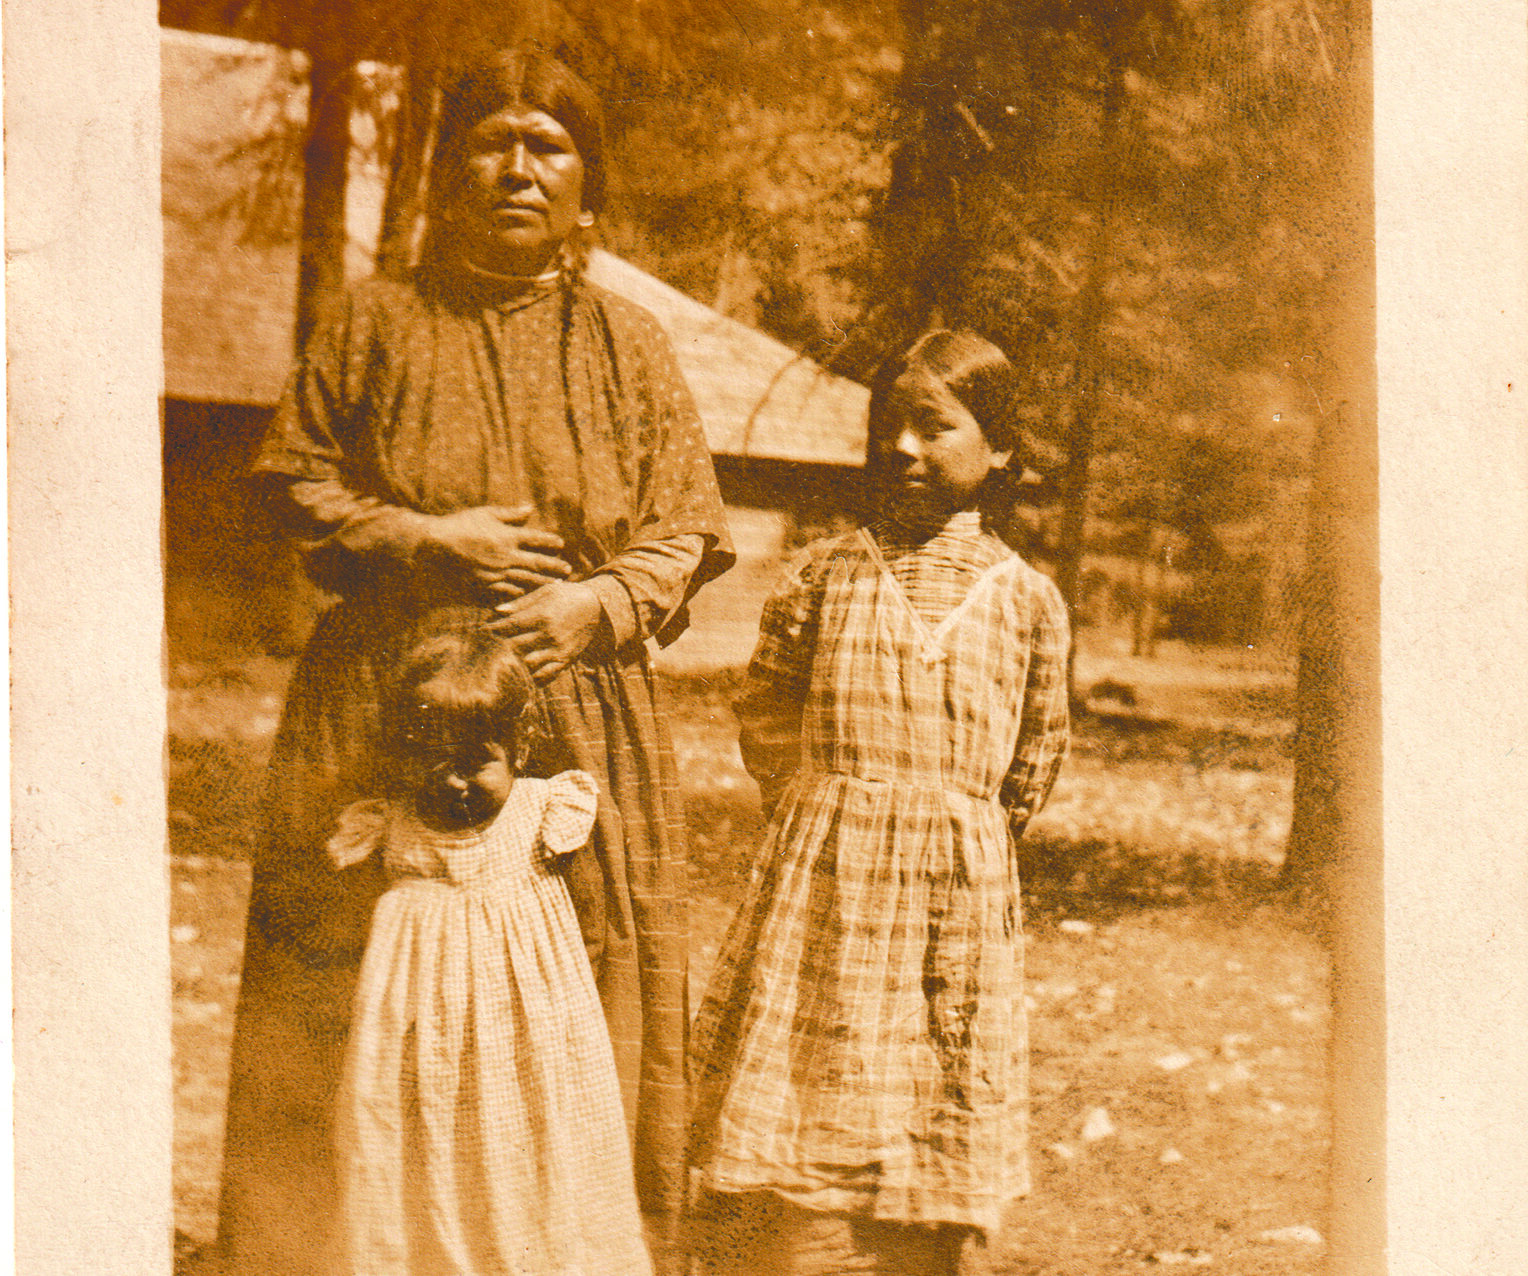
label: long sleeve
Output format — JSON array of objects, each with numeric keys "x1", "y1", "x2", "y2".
[
  {"x1": 246, "y1": 283, "x2": 444, "y2": 597},
  {"x1": 260, "y1": 476, "x2": 437, "y2": 597},
  {"x1": 733, "y1": 546, "x2": 829, "y2": 818},
  {"x1": 595, "y1": 294, "x2": 734, "y2": 644},
  {"x1": 584, "y1": 534, "x2": 707, "y2": 646},
  {"x1": 1000, "y1": 576, "x2": 1072, "y2": 836},
  {"x1": 275, "y1": 478, "x2": 706, "y2": 645}
]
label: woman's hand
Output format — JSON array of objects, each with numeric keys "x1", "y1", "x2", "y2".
[
  {"x1": 492, "y1": 581, "x2": 606, "y2": 683},
  {"x1": 424, "y1": 505, "x2": 571, "y2": 600}
]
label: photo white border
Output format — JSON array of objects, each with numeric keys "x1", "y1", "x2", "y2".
[{"x1": 7, "y1": 0, "x2": 1527, "y2": 1269}]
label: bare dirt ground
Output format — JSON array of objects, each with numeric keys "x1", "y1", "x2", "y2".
[{"x1": 170, "y1": 638, "x2": 1327, "y2": 1275}]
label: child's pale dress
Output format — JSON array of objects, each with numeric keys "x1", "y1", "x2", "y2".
[
  {"x1": 327, "y1": 771, "x2": 652, "y2": 1276},
  {"x1": 689, "y1": 512, "x2": 1071, "y2": 1238}
]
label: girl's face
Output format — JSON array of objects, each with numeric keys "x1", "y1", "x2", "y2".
[
  {"x1": 453, "y1": 107, "x2": 587, "y2": 276},
  {"x1": 404, "y1": 729, "x2": 514, "y2": 831},
  {"x1": 885, "y1": 373, "x2": 1011, "y2": 518}
]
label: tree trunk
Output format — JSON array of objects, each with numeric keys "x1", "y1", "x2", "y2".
[
  {"x1": 1052, "y1": 36, "x2": 1126, "y2": 703},
  {"x1": 377, "y1": 56, "x2": 441, "y2": 280},
  {"x1": 295, "y1": 57, "x2": 352, "y2": 354},
  {"x1": 1273, "y1": 2, "x2": 1384, "y2": 1261},
  {"x1": 1278, "y1": 1, "x2": 1378, "y2": 897}
]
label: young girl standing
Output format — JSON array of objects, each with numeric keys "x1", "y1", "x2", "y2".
[
  {"x1": 688, "y1": 331, "x2": 1071, "y2": 1275},
  {"x1": 325, "y1": 610, "x2": 651, "y2": 1276}
]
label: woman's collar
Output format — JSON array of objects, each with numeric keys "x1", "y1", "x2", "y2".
[
  {"x1": 451, "y1": 257, "x2": 565, "y2": 310},
  {"x1": 459, "y1": 258, "x2": 563, "y2": 291}
]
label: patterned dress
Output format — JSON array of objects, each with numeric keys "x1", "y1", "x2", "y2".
[
  {"x1": 217, "y1": 271, "x2": 732, "y2": 1275},
  {"x1": 328, "y1": 772, "x2": 650, "y2": 1276},
  {"x1": 689, "y1": 511, "x2": 1070, "y2": 1238}
]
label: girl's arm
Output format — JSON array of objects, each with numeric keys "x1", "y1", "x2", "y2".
[
  {"x1": 734, "y1": 545, "x2": 829, "y2": 819},
  {"x1": 1001, "y1": 575, "x2": 1072, "y2": 837}
]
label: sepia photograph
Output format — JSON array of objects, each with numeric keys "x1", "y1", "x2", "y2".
[
  {"x1": 7, "y1": 0, "x2": 1525, "y2": 1273},
  {"x1": 158, "y1": 3, "x2": 1363, "y2": 1273}
]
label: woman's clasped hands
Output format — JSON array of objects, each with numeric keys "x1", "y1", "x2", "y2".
[{"x1": 421, "y1": 503, "x2": 605, "y2": 683}]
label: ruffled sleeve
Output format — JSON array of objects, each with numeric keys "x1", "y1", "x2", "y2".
[
  {"x1": 325, "y1": 798, "x2": 391, "y2": 869},
  {"x1": 539, "y1": 771, "x2": 600, "y2": 862}
]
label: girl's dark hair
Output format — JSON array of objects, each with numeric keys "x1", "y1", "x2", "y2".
[
  {"x1": 868, "y1": 329, "x2": 1067, "y2": 480},
  {"x1": 384, "y1": 614, "x2": 538, "y2": 755},
  {"x1": 433, "y1": 45, "x2": 607, "y2": 216},
  {"x1": 870, "y1": 329, "x2": 1022, "y2": 452}
]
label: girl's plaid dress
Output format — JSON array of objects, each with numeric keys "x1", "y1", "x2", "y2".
[
  {"x1": 328, "y1": 772, "x2": 652, "y2": 1276},
  {"x1": 689, "y1": 511, "x2": 1070, "y2": 1237}
]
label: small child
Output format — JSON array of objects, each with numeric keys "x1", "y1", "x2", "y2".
[
  {"x1": 326, "y1": 610, "x2": 651, "y2": 1276},
  {"x1": 688, "y1": 331, "x2": 1072, "y2": 1275}
]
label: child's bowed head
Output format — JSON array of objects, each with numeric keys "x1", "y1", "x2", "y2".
[{"x1": 385, "y1": 607, "x2": 549, "y2": 829}]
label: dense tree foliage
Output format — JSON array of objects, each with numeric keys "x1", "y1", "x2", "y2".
[
  {"x1": 165, "y1": 0, "x2": 1369, "y2": 889},
  {"x1": 165, "y1": 0, "x2": 1349, "y2": 652}
]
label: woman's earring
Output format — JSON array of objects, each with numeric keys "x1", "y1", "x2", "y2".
[{"x1": 575, "y1": 210, "x2": 595, "y2": 230}]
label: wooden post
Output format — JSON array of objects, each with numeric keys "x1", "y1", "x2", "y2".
[
  {"x1": 1281, "y1": 1, "x2": 1385, "y2": 1271},
  {"x1": 377, "y1": 55, "x2": 441, "y2": 280},
  {"x1": 295, "y1": 56, "x2": 352, "y2": 354}
]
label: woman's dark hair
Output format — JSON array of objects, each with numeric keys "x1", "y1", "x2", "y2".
[
  {"x1": 384, "y1": 613, "x2": 539, "y2": 758},
  {"x1": 433, "y1": 45, "x2": 607, "y2": 215}
]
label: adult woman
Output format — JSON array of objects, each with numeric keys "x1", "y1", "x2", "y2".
[{"x1": 215, "y1": 47, "x2": 732, "y2": 1275}]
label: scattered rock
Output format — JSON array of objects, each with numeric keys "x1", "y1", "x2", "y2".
[
  {"x1": 1045, "y1": 1142, "x2": 1077, "y2": 1161},
  {"x1": 172, "y1": 925, "x2": 200, "y2": 944},
  {"x1": 1158, "y1": 1146, "x2": 1185, "y2": 1165},
  {"x1": 1148, "y1": 1250, "x2": 1213, "y2": 1265},
  {"x1": 1080, "y1": 1106, "x2": 1116, "y2": 1142},
  {"x1": 1257, "y1": 1225, "x2": 1323, "y2": 1246},
  {"x1": 1059, "y1": 919, "x2": 1095, "y2": 936},
  {"x1": 1155, "y1": 1050, "x2": 1197, "y2": 1073},
  {"x1": 1218, "y1": 1033, "x2": 1253, "y2": 1059},
  {"x1": 1206, "y1": 1061, "x2": 1254, "y2": 1095}
]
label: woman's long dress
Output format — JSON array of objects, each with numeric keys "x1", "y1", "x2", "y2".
[
  {"x1": 688, "y1": 513, "x2": 1070, "y2": 1238},
  {"x1": 216, "y1": 274, "x2": 732, "y2": 1275},
  {"x1": 329, "y1": 772, "x2": 650, "y2": 1276}
]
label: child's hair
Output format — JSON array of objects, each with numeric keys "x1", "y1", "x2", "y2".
[
  {"x1": 869, "y1": 329, "x2": 1066, "y2": 480},
  {"x1": 870, "y1": 329, "x2": 1022, "y2": 450},
  {"x1": 384, "y1": 612, "x2": 540, "y2": 761}
]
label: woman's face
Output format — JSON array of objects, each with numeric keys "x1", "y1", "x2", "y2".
[
  {"x1": 885, "y1": 373, "x2": 1011, "y2": 518},
  {"x1": 453, "y1": 107, "x2": 587, "y2": 275}
]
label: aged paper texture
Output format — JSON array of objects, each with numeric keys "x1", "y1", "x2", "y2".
[{"x1": 8, "y1": 0, "x2": 1527, "y2": 1272}]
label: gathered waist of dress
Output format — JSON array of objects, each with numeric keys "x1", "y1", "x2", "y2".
[
  {"x1": 791, "y1": 767, "x2": 1002, "y2": 807},
  {"x1": 381, "y1": 846, "x2": 557, "y2": 892}
]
